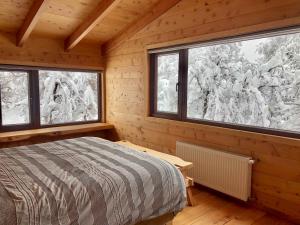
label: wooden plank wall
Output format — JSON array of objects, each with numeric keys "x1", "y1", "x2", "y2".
[
  {"x1": 105, "y1": 0, "x2": 300, "y2": 223},
  {"x1": 0, "y1": 31, "x2": 104, "y2": 69}
]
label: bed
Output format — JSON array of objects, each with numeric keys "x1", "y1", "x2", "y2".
[{"x1": 0, "y1": 137, "x2": 186, "y2": 225}]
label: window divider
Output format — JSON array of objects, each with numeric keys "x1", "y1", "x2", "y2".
[
  {"x1": 0, "y1": 83, "x2": 2, "y2": 128},
  {"x1": 97, "y1": 72, "x2": 102, "y2": 123},
  {"x1": 178, "y1": 49, "x2": 188, "y2": 121},
  {"x1": 149, "y1": 53, "x2": 156, "y2": 116},
  {"x1": 29, "y1": 70, "x2": 40, "y2": 129}
]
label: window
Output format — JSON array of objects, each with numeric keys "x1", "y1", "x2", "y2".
[
  {"x1": 156, "y1": 53, "x2": 179, "y2": 114},
  {"x1": 150, "y1": 27, "x2": 300, "y2": 138},
  {"x1": 0, "y1": 71, "x2": 30, "y2": 126},
  {"x1": 39, "y1": 70, "x2": 99, "y2": 125},
  {"x1": 0, "y1": 66, "x2": 102, "y2": 132}
]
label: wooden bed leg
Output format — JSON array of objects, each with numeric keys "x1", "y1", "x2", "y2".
[
  {"x1": 187, "y1": 186, "x2": 194, "y2": 206},
  {"x1": 186, "y1": 177, "x2": 195, "y2": 206}
]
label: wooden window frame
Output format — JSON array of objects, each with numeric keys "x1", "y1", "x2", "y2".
[
  {"x1": 0, "y1": 65, "x2": 103, "y2": 132},
  {"x1": 149, "y1": 26, "x2": 300, "y2": 139}
]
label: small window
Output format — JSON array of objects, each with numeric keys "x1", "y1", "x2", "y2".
[
  {"x1": 39, "y1": 70, "x2": 99, "y2": 125},
  {"x1": 0, "y1": 71, "x2": 30, "y2": 126},
  {"x1": 150, "y1": 27, "x2": 300, "y2": 138}
]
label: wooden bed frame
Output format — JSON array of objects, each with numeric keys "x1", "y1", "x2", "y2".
[
  {"x1": 117, "y1": 140, "x2": 195, "y2": 206},
  {"x1": 117, "y1": 140, "x2": 188, "y2": 225}
]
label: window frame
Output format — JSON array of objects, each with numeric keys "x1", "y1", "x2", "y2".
[
  {"x1": 150, "y1": 50, "x2": 188, "y2": 121},
  {"x1": 149, "y1": 26, "x2": 300, "y2": 139},
  {"x1": 0, "y1": 65, "x2": 102, "y2": 132}
]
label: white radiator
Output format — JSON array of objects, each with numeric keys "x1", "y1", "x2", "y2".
[{"x1": 176, "y1": 141, "x2": 254, "y2": 201}]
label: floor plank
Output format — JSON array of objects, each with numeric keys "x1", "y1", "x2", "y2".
[{"x1": 173, "y1": 187, "x2": 295, "y2": 225}]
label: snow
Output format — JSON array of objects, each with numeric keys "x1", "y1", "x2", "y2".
[
  {"x1": 39, "y1": 70, "x2": 99, "y2": 125},
  {"x1": 0, "y1": 72, "x2": 30, "y2": 125},
  {"x1": 0, "y1": 70, "x2": 99, "y2": 127},
  {"x1": 158, "y1": 32, "x2": 300, "y2": 133},
  {"x1": 157, "y1": 54, "x2": 179, "y2": 113},
  {"x1": 240, "y1": 38, "x2": 268, "y2": 63}
]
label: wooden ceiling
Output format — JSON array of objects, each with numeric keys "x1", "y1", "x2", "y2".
[{"x1": 0, "y1": 0, "x2": 182, "y2": 51}]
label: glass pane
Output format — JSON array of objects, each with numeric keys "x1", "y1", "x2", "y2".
[
  {"x1": 187, "y1": 32, "x2": 300, "y2": 132},
  {"x1": 0, "y1": 71, "x2": 30, "y2": 125},
  {"x1": 39, "y1": 70, "x2": 99, "y2": 125},
  {"x1": 157, "y1": 53, "x2": 179, "y2": 113}
]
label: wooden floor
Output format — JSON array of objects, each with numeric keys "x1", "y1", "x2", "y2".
[{"x1": 173, "y1": 187, "x2": 295, "y2": 225}]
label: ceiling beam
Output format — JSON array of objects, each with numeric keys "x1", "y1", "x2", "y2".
[
  {"x1": 16, "y1": 0, "x2": 50, "y2": 47},
  {"x1": 102, "y1": 0, "x2": 182, "y2": 54},
  {"x1": 65, "y1": 0, "x2": 121, "y2": 51}
]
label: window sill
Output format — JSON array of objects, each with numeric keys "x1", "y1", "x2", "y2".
[
  {"x1": 144, "y1": 116, "x2": 300, "y2": 145},
  {"x1": 0, "y1": 123, "x2": 114, "y2": 143}
]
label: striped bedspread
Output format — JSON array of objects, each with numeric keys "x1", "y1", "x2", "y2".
[{"x1": 0, "y1": 137, "x2": 186, "y2": 225}]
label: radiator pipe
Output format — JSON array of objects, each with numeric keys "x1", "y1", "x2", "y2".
[{"x1": 248, "y1": 159, "x2": 256, "y2": 164}]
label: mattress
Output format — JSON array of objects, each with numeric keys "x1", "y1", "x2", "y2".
[{"x1": 0, "y1": 137, "x2": 186, "y2": 225}]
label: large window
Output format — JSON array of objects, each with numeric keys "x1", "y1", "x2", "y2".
[
  {"x1": 150, "y1": 27, "x2": 300, "y2": 137},
  {"x1": 0, "y1": 67, "x2": 101, "y2": 132}
]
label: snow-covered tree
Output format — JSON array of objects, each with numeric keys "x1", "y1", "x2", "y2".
[
  {"x1": 0, "y1": 72, "x2": 29, "y2": 125},
  {"x1": 39, "y1": 71, "x2": 99, "y2": 125},
  {"x1": 158, "y1": 32, "x2": 300, "y2": 132},
  {"x1": 0, "y1": 70, "x2": 99, "y2": 126},
  {"x1": 257, "y1": 33, "x2": 300, "y2": 131},
  {"x1": 157, "y1": 54, "x2": 179, "y2": 113},
  {"x1": 188, "y1": 42, "x2": 270, "y2": 127}
]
